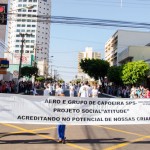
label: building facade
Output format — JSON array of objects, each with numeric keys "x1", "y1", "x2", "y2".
[
  {"x1": 0, "y1": 0, "x2": 9, "y2": 80},
  {"x1": 6, "y1": 0, "x2": 51, "y2": 78},
  {"x1": 77, "y1": 47, "x2": 101, "y2": 81},
  {"x1": 105, "y1": 30, "x2": 150, "y2": 66},
  {"x1": 118, "y1": 46, "x2": 150, "y2": 65}
]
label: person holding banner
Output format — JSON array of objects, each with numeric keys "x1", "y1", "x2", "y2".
[{"x1": 55, "y1": 83, "x2": 66, "y2": 144}]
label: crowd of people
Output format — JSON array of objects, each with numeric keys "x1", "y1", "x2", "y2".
[
  {"x1": 104, "y1": 85, "x2": 150, "y2": 99},
  {"x1": 0, "y1": 79, "x2": 150, "y2": 99},
  {"x1": 43, "y1": 81, "x2": 102, "y2": 98}
]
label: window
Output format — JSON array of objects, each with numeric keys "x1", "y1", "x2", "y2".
[
  {"x1": 17, "y1": 19, "x2": 21, "y2": 22},
  {"x1": 15, "y1": 45, "x2": 19, "y2": 48},
  {"x1": 32, "y1": 25, "x2": 36, "y2": 27},
  {"x1": 16, "y1": 29, "x2": 20, "y2": 32},
  {"x1": 30, "y1": 51, "x2": 34, "y2": 53},
  {"x1": 26, "y1": 45, "x2": 30, "y2": 48},
  {"x1": 22, "y1": 24, "x2": 25, "y2": 27},
  {"x1": 17, "y1": 24, "x2": 21, "y2": 27},
  {"x1": 27, "y1": 30, "x2": 30, "y2": 32},
  {"x1": 27, "y1": 25, "x2": 31, "y2": 27},
  {"x1": 15, "y1": 50, "x2": 19, "y2": 53},
  {"x1": 25, "y1": 50, "x2": 29, "y2": 53},
  {"x1": 18, "y1": 4, "x2": 22, "y2": 7}
]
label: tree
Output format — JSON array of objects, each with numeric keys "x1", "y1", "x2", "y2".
[
  {"x1": 21, "y1": 66, "x2": 38, "y2": 78},
  {"x1": 107, "y1": 66, "x2": 123, "y2": 85},
  {"x1": 80, "y1": 58, "x2": 110, "y2": 80},
  {"x1": 122, "y1": 60, "x2": 150, "y2": 85},
  {"x1": 36, "y1": 76, "x2": 45, "y2": 82}
]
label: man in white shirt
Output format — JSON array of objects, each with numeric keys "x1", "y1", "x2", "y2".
[{"x1": 78, "y1": 81, "x2": 91, "y2": 97}]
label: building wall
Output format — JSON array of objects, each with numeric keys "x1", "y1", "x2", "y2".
[
  {"x1": 105, "y1": 30, "x2": 150, "y2": 66},
  {"x1": 129, "y1": 46, "x2": 150, "y2": 61},
  {"x1": 118, "y1": 46, "x2": 150, "y2": 65}
]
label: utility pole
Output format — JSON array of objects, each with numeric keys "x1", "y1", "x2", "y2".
[{"x1": 18, "y1": 33, "x2": 32, "y2": 80}]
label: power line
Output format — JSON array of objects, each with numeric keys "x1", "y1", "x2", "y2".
[{"x1": 5, "y1": 15, "x2": 150, "y2": 29}]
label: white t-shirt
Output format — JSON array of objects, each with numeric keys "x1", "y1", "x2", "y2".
[
  {"x1": 55, "y1": 88, "x2": 63, "y2": 96},
  {"x1": 44, "y1": 88, "x2": 50, "y2": 96},
  {"x1": 79, "y1": 85, "x2": 90, "y2": 97},
  {"x1": 69, "y1": 85, "x2": 75, "y2": 97},
  {"x1": 92, "y1": 89, "x2": 99, "y2": 98}
]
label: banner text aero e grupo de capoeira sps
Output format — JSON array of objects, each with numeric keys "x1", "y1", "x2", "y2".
[{"x1": 0, "y1": 94, "x2": 150, "y2": 125}]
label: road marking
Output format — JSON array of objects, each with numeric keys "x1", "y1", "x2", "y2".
[
  {"x1": 96, "y1": 125, "x2": 145, "y2": 137},
  {"x1": 32, "y1": 126, "x2": 56, "y2": 131},
  {"x1": 1, "y1": 123, "x2": 90, "y2": 150},
  {"x1": 104, "y1": 135, "x2": 150, "y2": 150},
  {"x1": 0, "y1": 126, "x2": 56, "y2": 138}
]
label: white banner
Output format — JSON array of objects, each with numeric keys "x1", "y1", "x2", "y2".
[{"x1": 0, "y1": 94, "x2": 150, "y2": 125}]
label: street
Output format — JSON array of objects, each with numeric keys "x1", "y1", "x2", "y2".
[
  {"x1": 0, "y1": 123, "x2": 150, "y2": 150},
  {"x1": 0, "y1": 93, "x2": 150, "y2": 150}
]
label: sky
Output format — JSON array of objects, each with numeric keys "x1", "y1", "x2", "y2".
[{"x1": 50, "y1": 0, "x2": 150, "y2": 82}]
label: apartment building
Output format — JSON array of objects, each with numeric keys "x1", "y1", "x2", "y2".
[
  {"x1": 6, "y1": 0, "x2": 51, "y2": 77},
  {"x1": 78, "y1": 47, "x2": 101, "y2": 81},
  {"x1": 105, "y1": 30, "x2": 150, "y2": 66}
]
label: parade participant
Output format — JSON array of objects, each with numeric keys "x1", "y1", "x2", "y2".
[
  {"x1": 69, "y1": 83, "x2": 75, "y2": 97},
  {"x1": 55, "y1": 83, "x2": 66, "y2": 144},
  {"x1": 91, "y1": 84, "x2": 99, "y2": 98},
  {"x1": 78, "y1": 81, "x2": 91, "y2": 97},
  {"x1": 55, "y1": 84, "x2": 64, "y2": 96},
  {"x1": 43, "y1": 82, "x2": 51, "y2": 96}
]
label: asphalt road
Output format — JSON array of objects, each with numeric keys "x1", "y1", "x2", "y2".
[{"x1": 0, "y1": 92, "x2": 150, "y2": 150}]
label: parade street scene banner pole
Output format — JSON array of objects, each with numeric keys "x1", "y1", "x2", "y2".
[{"x1": 0, "y1": 94, "x2": 150, "y2": 125}]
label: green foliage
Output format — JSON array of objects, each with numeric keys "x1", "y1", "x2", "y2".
[
  {"x1": 21, "y1": 66, "x2": 38, "y2": 78},
  {"x1": 107, "y1": 66, "x2": 123, "y2": 85},
  {"x1": 58, "y1": 79, "x2": 65, "y2": 83},
  {"x1": 122, "y1": 60, "x2": 150, "y2": 85},
  {"x1": 80, "y1": 58, "x2": 110, "y2": 80},
  {"x1": 36, "y1": 76, "x2": 45, "y2": 82}
]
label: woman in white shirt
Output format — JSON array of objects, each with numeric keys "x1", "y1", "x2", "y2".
[
  {"x1": 43, "y1": 83, "x2": 50, "y2": 96},
  {"x1": 92, "y1": 84, "x2": 99, "y2": 98}
]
